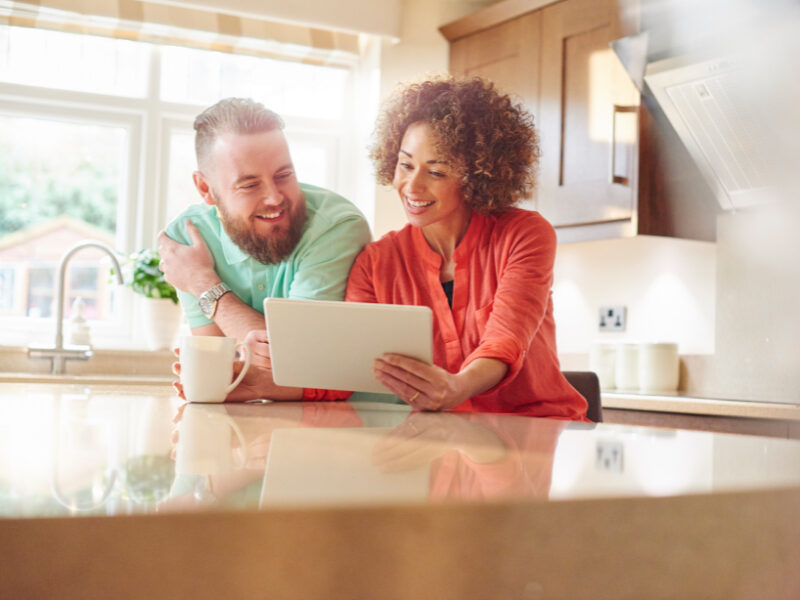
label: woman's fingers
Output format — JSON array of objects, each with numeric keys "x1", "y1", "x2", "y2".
[{"x1": 374, "y1": 358, "x2": 430, "y2": 392}]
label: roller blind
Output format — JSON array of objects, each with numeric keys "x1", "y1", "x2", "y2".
[{"x1": 0, "y1": 0, "x2": 360, "y2": 66}]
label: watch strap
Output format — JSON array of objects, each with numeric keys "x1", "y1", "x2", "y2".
[{"x1": 202, "y1": 282, "x2": 231, "y2": 303}]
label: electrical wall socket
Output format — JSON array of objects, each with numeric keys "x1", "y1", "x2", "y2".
[
  {"x1": 595, "y1": 440, "x2": 624, "y2": 473},
  {"x1": 598, "y1": 305, "x2": 627, "y2": 332}
]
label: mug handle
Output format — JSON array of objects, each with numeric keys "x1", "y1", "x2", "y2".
[
  {"x1": 225, "y1": 343, "x2": 251, "y2": 394},
  {"x1": 227, "y1": 417, "x2": 249, "y2": 469}
]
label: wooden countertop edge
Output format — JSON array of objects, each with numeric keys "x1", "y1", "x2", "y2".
[
  {"x1": 3, "y1": 488, "x2": 800, "y2": 599},
  {"x1": 439, "y1": 0, "x2": 557, "y2": 41},
  {"x1": 602, "y1": 392, "x2": 800, "y2": 421}
]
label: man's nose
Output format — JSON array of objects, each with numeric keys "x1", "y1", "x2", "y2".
[{"x1": 260, "y1": 180, "x2": 282, "y2": 205}]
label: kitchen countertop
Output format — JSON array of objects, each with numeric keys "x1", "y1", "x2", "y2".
[
  {"x1": 602, "y1": 390, "x2": 800, "y2": 420},
  {"x1": 1, "y1": 381, "x2": 799, "y2": 599}
]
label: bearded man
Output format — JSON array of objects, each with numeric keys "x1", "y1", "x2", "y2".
[{"x1": 158, "y1": 98, "x2": 370, "y2": 399}]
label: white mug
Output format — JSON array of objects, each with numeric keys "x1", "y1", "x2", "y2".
[
  {"x1": 180, "y1": 335, "x2": 251, "y2": 403},
  {"x1": 175, "y1": 404, "x2": 248, "y2": 476}
]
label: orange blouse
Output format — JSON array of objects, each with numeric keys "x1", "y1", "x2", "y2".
[{"x1": 345, "y1": 208, "x2": 588, "y2": 419}]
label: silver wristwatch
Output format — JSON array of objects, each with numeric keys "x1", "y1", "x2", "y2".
[{"x1": 197, "y1": 282, "x2": 231, "y2": 319}]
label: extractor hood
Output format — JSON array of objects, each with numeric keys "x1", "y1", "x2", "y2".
[
  {"x1": 643, "y1": 54, "x2": 774, "y2": 212},
  {"x1": 611, "y1": 0, "x2": 795, "y2": 212}
]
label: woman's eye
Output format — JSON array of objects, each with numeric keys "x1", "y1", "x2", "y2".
[
  {"x1": 399, "y1": 162, "x2": 413, "y2": 170},
  {"x1": 240, "y1": 183, "x2": 258, "y2": 190},
  {"x1": 430, "y1": 171, "x2": 445, "y2": 178}
]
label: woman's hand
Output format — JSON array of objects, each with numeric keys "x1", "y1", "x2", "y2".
[
  {"x1": 373, "y1": 354, "x2": 509, "y2": 411},
  {"x1": 373, "y1": 354, "x2": 465, "y2": 410}
]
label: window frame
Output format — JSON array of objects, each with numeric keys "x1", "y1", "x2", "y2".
[{"x1": 0, "y1": 35, "x2": 364, "y2": 349}]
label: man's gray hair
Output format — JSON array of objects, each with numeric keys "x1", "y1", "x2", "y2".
[{"x1": 194, "y1": 98, "x2": 284, "y2": 171}]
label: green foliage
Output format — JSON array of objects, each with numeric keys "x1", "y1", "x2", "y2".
[
  {"x1": 120, "y1": 249, "x2": 178, "y2": 304},
  {"x1": 0, "y1": 146, "x2": 118, "y2": 236}
]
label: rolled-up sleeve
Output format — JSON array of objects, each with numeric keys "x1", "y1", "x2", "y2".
[{"x1": 461, "y1": 215, "x2": 557, "y2": 389}]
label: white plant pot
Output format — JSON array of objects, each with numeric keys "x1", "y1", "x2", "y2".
[{"x1": 141, "y1": 297, "x2": 183, "y2": 351}]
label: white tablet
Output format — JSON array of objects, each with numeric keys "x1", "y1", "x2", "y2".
[{"x1": 264, "y1": 298, "x2": 433, "y2": 394}]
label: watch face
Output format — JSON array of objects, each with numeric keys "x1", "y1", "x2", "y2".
[{"x1": 198, "y1": 296, "x2": 213, "y2": 317}]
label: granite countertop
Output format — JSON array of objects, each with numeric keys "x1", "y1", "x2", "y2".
[{"x1": 2, "y1": 381, "x2": 799, "y2": 599}]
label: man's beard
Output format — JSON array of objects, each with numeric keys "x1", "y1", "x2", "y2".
[{"x1": 217, "y1": 197, "x2": 307, "y2": 265}]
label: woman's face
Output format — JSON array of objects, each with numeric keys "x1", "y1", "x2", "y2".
[{"x1": 392, "y1": 122, "x2": 470, "y2": 232}]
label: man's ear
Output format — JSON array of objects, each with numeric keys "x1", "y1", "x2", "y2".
[{"x1": 193, "y1": 171, "x2": 216, "y2": 206}]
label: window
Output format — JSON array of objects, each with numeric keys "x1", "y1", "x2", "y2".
[
  {"x1": 0, "y1": 268, "x2": 14, "y2": 313},
  {"x1": 0, "y1": 24, "x2": 361, "y2": 348}
]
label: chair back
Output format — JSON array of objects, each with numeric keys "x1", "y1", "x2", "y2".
[{"x1": 562, "y1": 371, "x2": 602, "y2": 422}]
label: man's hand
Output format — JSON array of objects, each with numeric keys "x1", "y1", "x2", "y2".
[
  {"x1": 243, "y1": 329, "x2": 271, "y2": 369},
  {"x1": 158, "y1": 220, "x2": 220, "y2": 296}
]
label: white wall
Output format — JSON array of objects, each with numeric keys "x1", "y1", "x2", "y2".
[{"x1": 553, "y1": 236, "x2": 717, "y2": 355}]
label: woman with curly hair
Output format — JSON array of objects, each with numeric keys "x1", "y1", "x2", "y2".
[{"x1": 348, "y1": 76, "x2": 588, "y2": 419}]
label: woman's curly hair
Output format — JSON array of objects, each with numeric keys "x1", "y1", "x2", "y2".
[{"x1": 370, "y1": 76, "x2": 540, "y2": 214}]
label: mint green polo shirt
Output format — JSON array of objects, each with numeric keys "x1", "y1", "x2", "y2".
[{"x1": 164, "y1": 183, "x2": 371, "y2": 328}]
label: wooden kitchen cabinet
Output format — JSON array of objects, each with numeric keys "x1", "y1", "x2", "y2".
[
  {"x1": 441, "y1": 0, "x2": 718, "y2": 243},
  {"x1": 537, "y1": 0, "x2": 639, "y2": 229}
]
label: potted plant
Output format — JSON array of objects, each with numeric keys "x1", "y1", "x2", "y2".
[{"x1": 120, "y1": 249, "x2": 182, "y2": 350}]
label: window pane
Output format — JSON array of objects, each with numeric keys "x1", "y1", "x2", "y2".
[
  {"x1": 26, "y1": 267, "x2": 54, "y2": 318},
  {"x1": 28, "y1": 268, "x2": 54, "y2": 290},
  {"x1": 0, "y1": 116, "x2": 125, "y2": 235},
  {"x1": 0, "y1": 25, "x2": 149, "y2": 97},
  {"x1": 160, "y1": 45, "x2": 348, "y2": 119},
  {"x1": 70, "y1": 266, "x2": 98, "y2": 291},
  {"x1": 0, "y1": 115, "x2": 127, "y2": 323},
  {"x1": 285, "y1": 136, "x2": 332, "y2": 190},
  {"x1": 165, "y1": 130, "x2": 198, "y2": 224},
  {"x1": 0, "y1": 268, "x2": 15, "y2": 312}
]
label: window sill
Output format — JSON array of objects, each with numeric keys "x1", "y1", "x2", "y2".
[{"x1": 0, "y1": 345, "x2": 174, "y2": 378}]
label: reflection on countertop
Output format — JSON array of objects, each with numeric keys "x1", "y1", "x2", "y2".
[{"x1": 2, "y1": 382, "x2": 800, "y2": 519}]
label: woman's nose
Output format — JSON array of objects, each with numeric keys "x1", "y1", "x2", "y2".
[{"x1": 406, "y1": 169, "x2": 425, "y2": 192}]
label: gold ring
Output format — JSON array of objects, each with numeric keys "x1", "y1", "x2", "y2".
[{"x1": 409, "y1": 391, "x2": 420, "y2": 403}]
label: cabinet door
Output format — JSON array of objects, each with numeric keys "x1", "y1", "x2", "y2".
[
  {"x1": 449, "y1": 12, "x2": 541, "y2": 207},
  {"x1": 537, "y1": 0, "x2": 640, "y2": 227}
]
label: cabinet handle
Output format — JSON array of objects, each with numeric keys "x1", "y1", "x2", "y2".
[{"x1": 610, "y1": 104, "x2": 638, "y2": 186}]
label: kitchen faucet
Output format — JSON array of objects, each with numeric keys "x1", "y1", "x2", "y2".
[{"x1": 28, "y1": 241, "x2": 124, "y2": 375}]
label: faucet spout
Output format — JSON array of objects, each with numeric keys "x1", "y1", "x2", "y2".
[
  {"x1": 28, "y1": 241, "x2": 124, "y2": 375},
  {"x1": 53, "y1": 241, "x2": 124, "y2": 350}
]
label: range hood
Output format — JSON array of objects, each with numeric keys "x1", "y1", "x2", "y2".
[
  {"x1": 643, "y1": 54, "x2": 773, "y2": 212},
  {"x1": 611, "y1": 0, "x2": 790, "y2": 212}
]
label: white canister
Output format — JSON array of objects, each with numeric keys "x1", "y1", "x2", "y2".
[
  {"x1": 615, "y1": 343, "x2": 640, "y2": 391},
  {"x1": 638, "y1": 343, "x2": 680, "y2": 393},
  {"x1": 589, "y1": 343, "x2": 617, "y2": 390}
]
